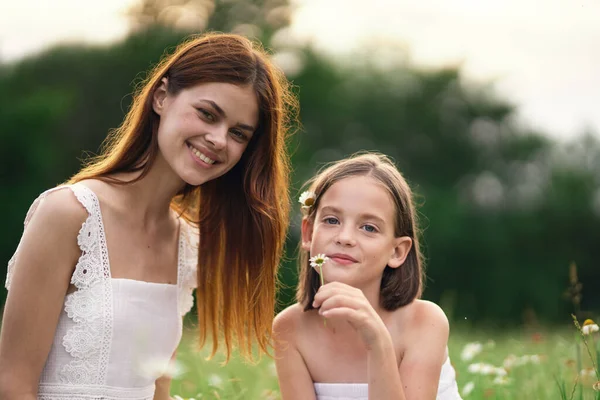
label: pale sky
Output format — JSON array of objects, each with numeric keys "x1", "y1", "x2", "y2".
[{"x1": 1, "y1": 0, "x2": 599, "y2": 141}]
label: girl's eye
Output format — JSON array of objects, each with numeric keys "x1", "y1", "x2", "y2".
[
  {"x1": 362, "y1": 224, "x2": 378, "y2": 233},
  {"x1": 198, "y1": 109, "x2": 215, "y2": 121},
  {"x1": 324, "y1": 217, "x2": 339, "y2": 225}
]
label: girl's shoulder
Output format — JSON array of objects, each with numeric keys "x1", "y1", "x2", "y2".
[
  {"x1": 273, "y1": 303, "x2": 309, "y2": 339},
  {"x1": 394, "y1": 299, "x2": 449, "y2": 339}
]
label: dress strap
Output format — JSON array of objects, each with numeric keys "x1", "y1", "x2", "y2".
[{"x1": 177, "y1": 220, "x2": 198, "y2": 316}]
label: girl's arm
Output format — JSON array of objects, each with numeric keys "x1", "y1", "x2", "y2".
[
  {"x1": 0, "y1": 190, "x2": 86, "y2": 399},
  {"x1": 313, "y1": 282, "x2": 406, "y2": 400},
  {"x1": 398, "y1": 301, "x2": 449, "y2": 400},
  {"x1": 273, "y1": 305, "x2": 317, "y2": 400}
]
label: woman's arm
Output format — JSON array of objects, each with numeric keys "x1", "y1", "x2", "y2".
[
  {"x1": 273, "y1": 305, "x2": 317, "y2": 400},
  {"x1": 153, "y1": 350, "x2": 178, "y2": 400},
  {"x1": 0, "y1": 190, "x2": 86, "y2": 399},
  {"x1": 398, "y1": 301, "x2": 449, "y2": 400}
]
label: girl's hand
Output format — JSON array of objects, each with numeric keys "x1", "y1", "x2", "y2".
[{"x1": 312, "y1": 282, "x2": 391, "y2": 350}]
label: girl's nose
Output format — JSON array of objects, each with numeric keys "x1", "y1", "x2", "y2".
[{"x1": 335, "y1": 226, "x2": 356, "y2": 247}]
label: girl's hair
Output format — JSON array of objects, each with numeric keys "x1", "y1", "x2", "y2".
[
  {"x1": 297, "y1": 152, "x2": 424, "y2": 311},
  {"x1": 69, "y1": 33, "x2": 297, "y2": 361}
]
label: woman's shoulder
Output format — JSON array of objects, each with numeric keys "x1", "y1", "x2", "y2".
[{"x1": 29, "y1": 185, "x2": 90, "y2": 229}]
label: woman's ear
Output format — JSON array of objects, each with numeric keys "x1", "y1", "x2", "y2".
[
  {"x1": 387, "y1": 237, "x2": 412, "y2": 268},
  {"x1": 301, "y1": 218, "x2": 314, "y2": 251},
  {"x1": 152, "y1": 77, "x2": 169, "y2": 115}
]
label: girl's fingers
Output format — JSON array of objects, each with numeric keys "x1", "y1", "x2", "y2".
[
  {"x1": 320, "y1": 307, "x2": 359, "y2": 320},
  {"x1": 318, "y1": 294, "x2": 364, "y2": 313},
  {"x1": 313, "y1": 282, "x2": 361, "y2": 307}
]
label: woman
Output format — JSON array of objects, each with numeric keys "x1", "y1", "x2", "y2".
[{"x1": 0, "y1": 32, "x2": 297, "y2": 400}]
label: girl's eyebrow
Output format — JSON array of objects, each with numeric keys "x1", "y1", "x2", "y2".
[{"x1": 198, "y1": 99, "x2": 256, "y2": 132}]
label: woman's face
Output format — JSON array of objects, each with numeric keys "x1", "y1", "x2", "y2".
[{"x1": 153, "y1": 80, "x2": 259, "y2": 186}]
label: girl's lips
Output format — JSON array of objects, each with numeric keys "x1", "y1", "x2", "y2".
[{"x1": 329, "y1": 254, "x2": 358, "y2": 265}]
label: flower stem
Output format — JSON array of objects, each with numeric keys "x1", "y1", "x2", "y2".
[{"x1": 319, "y1": 264, "x2": 326, "y2": 327}]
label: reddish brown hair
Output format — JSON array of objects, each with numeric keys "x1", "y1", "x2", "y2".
[
  {"x1": 297, "y1": 153, "x2": 424, "y2": 311},
  {"x1": 69, "y1": 33, "x2": 297, "y2": 361}
]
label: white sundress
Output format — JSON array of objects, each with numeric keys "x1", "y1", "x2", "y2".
[
  {"x1": 313, "y1": 355, "x2": 462, "y2": 400},
  {"x1": 5, "y1": 183, "x2": 198, "y2": 400}
]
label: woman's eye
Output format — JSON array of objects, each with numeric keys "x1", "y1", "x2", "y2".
[
  {"x1": 362, "y1": 224, "x2": 377, "y2": 233},
  {"x1": 230, "y1": 129, "x2": 246, "y2": 140},
  {"x1": 324, "y1": 217, "x2": 339, "y2": 225},
  {"x1": 198, "y1": 109, "x2": 215, "y2": 121}
]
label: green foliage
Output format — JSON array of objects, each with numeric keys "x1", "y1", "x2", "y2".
[{"x1": 1, "y1": 24, "x2": 600, "y2": 324}]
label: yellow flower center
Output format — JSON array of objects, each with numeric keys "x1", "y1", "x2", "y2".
[
  {"x1": 304, "y1": 197, "x2": 315, "y2": 207},
  {"x1": 583, "y1": 319, "x2": 596, "y2": 327}
]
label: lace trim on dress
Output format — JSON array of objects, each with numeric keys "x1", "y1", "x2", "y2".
[
  {"x1": 59, "y1": 184, "x2": 113, "y2": 385},
  {"x1": 178, "y1": 222, "x2": 198, "y2": 316},
  {"x1": 5, "y1": 184, "x2": 114, "y2": 386}
]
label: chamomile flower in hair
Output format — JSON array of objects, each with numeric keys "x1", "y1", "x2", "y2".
[{"x1": 299, "y1": 191, "x2": 316, "y2": 211}]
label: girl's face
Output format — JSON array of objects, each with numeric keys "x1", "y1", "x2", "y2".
[
  {"x1": 302, "y1": 175, "x2": 412, "y2": 289},
  {"x1": 153, "y1": 80, "x2": 259, "y2": 186}
]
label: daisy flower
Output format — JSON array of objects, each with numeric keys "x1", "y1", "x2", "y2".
[
  {"x1": 310, "y1": 254, "x2": 329, "y2": 269},
  {"x1": 299, "y1": 191, "x2": 316, "y2": 210},
  {"x1": 582, "y1": 319, "x2": 599, "y2": 335}
]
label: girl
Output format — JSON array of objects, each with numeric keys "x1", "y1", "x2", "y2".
[
  {"x1": 274, "y1": 153, "x2": 461, "y2": 400},
  {"x1": 0, "y1": 33, "x2": 296, "y2": 400}
]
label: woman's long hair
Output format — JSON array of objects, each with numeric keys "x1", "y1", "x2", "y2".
[{"x1": 69, "y1": 33, "x2": 297, "y2": 361}]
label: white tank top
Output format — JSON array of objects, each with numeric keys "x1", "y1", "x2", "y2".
[{"x1": 6, "y1": 183, "x2": 198, "y2": 399}]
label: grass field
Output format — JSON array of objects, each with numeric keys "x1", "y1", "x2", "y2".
[{"x1": 169, "y1": 322, "x2": 600, "y2": 399}]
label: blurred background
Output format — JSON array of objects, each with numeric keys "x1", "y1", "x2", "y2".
[{"x1": 1, "y1": 0, "x2": 600, "y2": 328}]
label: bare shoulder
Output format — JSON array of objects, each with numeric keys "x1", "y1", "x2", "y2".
[
  {"x1": 31, "y1": 187, "x2": 89, "y2": 231},
  {"x1": 400, "y1": 300, "x2": 449, "y2": 340},
  {"x1": 273, "y1": 303, "x2": 305, "y2": 340}
]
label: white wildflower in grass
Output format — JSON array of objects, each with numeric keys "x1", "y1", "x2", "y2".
[
  {"x1": 503, "y1": 354, "x2": 518, "y2": 369},
  {"x1": 173, "y1": 397, "x2": 196, "y2": 400},
  {"x1": 582, "y1": 319, "x2": 599, "y2": 335},
  {"x1": 480, "y1": 364, "x2": 495, "y2": 376},
  {"x1": 468, "y1": 362, "x2": 488, "y2": 374},
  {"x1": 581, "y1": 368, "x2": 596, "y2": 378},
  {"x1": 529, "y1": 354, "x2": 541, "y2": 364},
  {"x1": 208, "y1": 374, "x2": 223, "y2": 387},
  {"x1": 503, "y1": 354, "x2": 542, "y2": 369},
  {"x1": 468, "y1": 362, "x2": 506, "y2": 377},
  {"x1": 461, "y1": 342, "x2": 483, "y2": 361},
  {"x1": 493, "y1": 375, "x2": 511, "y2": 385},
  {"x1": 298, "y1": 191, "x2": 316, "y2": 211},
  {"x1": 461, "y1": 381, "x2": 475, "y2": 397}
]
